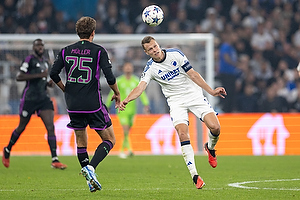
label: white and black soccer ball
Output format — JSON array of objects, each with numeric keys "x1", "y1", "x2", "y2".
[{"x1": 142, "y1": 5, "x2": 164, "y2": 27}]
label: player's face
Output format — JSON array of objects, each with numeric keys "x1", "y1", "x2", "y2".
[
  {"x1": 33, "y1": 40, "x2": 45, "y2": 57},
  {"x1": 143, "y1": 39, "x2": 164, "y2": 62},
  {"x1": 123, "y1": 63, "x2": 134, "y2": 74}
]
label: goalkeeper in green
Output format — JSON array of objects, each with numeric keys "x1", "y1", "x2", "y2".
[{"x1": 106, "y1": 62, "x2": 150, "y2": 158}]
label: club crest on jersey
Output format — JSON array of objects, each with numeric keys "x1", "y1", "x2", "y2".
[
  {"x1": 171, "y1": 60, "x2": 177, "y2": 67},
  {"x1": 160, "y1": 67, "x2": 180, "y2": 81}
]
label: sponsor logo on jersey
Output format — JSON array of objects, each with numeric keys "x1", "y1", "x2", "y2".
[{"x1": 160, "y1": 67, "x2": 180, "y2": 81}]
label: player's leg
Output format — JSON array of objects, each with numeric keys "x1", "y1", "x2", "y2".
[
  {"x1": 120, "y1": 123, "x2": 130, "y2": 158},
  {"x1": 40, "y1": 109, "x2": 67, "y2": 169},
  {"x1": 118, "y1": 113, "x2": 132, "y2": 158},
  {"x1": 203, "y1": 112, "x2": 220, "y2": 150},
  {"x1": 89, "y1": 125, "x2": 116, "y2": 169},
  {"x1": 175, "y1": 123, "x2": 205, "y2": 189},
  {"x1": 202, "y1": 112, "x2": 220, "y2": 168},
  {"x1": 121, "y1": 114, "x2": 134, "y2": 156},
  {"x1": 80, "y1": 125, "x2": 115, "y2": 191},
  {"x1": 74, "y1": 129, "x2": 89, "y2": 168},
  {"x1": 2, "y1": 115, "x2": 31, "y2": 168},
  {"x1": 171, "y1": 105, "x2": 205, "y2": 189},
  {"x1": 75, "y1": 128, "x2": 101, "y2": 191}
]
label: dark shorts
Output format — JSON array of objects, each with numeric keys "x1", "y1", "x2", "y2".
[
  {"x1": 19, "y1": 98, "x2": 54, "y2": 118},
  {"x1": 67, "y1": 106, "x2": 112, "y2": 130}
]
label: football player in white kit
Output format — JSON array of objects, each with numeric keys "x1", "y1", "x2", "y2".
[{"x1": 119, "y1": 36, "x2": 227, "y2": 189}]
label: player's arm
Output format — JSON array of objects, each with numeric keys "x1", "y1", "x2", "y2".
[
  {"x1": 186, "y1": 68, "x2": 226, "y2": 98},
  {"x1": 50, "y1": 49, "x2": 65, "y2": 92},
  {"x1": 105, "y1": 89, "x2": 114, "y2": 108},
  {"x1": 16, "y1": 68, "x2": 48, "y2": 81},
  {"x1": 120, "y1": 81, "x2": 147, "y2": 111},
  {"x1": 108, "y1": 82, "x2": 121, "y2": 110}
]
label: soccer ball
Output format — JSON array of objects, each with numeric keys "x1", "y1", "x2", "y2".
[{"x1": 142, "y1": 5, "x2": 164, "y2": 27}]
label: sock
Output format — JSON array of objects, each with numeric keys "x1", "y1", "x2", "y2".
[
  {"x1": 77, "y1": 147, "x2": 89, "y2": 168},
  {"x1": 208, "y1": 131, "x2": 219, "y2": 150},
  {"x1": 89, "y1": 140, "x2": 113, "y2": 169},
  {"x1": 181, "y1": 141, "x2": 198, "y2": 178},
  {"x1": 47, "y1": 135, "x2": 57, "y2": 158},
  {"x1": 52, "y1": 156, "x2": 59, "y2": 163},
  {"x1": 7, "y1": 130, "x2": 21, "y2": 150},
  {"x1": 3, "y1": 147, "x2": 10, "y2": 159}
]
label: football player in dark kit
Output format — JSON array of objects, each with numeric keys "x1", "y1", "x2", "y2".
[
  {"x1": 50, "y1": 16, "x2": 121, "y2": 192},
  {"x1": 2, "y1": 39, "x2": 67, "y2": 170}
]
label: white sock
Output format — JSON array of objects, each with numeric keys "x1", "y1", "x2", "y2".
[
  {"x1": 208, "y1": 131, "x2": 219, "y2": 150},
  {"x1": 52, "y1": 156, "x2": 58, "y2": 162},
  {"x1": 87, "y1": 165, "x2": 95, "y2": 172},
  {"x1": 181, "y1": 144, "x2": 198, "y2": 178}
]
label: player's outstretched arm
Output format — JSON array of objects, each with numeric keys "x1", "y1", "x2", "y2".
[
  {"x1": 186, "y1": 68, "x2": 227, "y2": 98},
  {"x1": 120, "y1": 81, "x2": 147, "y2": 111}
]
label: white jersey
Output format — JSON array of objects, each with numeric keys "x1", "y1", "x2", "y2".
[{"x1": 141, "y1": 49, "x2": 205, "y2": 105}]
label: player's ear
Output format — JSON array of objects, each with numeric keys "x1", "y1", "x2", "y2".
[{"x1": 90, "y1": 30, "x2": 95, "y2": 40}]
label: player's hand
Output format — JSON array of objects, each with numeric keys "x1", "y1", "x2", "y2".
[
  {"x1": 40, "y1": 69, "x2": 48, "y2": 78},
  {"x1": 119, "y1": 100, "x2": 128, "y2": 111},
  {"x1": 112, "y1": 93, "x2": 121, "y2": 112},
  {"x1": 212, "y1": 87, "x2": 227, "y2": 98},
  {"x1": 47, "y1": 79, "x2": 54, "y2": 87}
]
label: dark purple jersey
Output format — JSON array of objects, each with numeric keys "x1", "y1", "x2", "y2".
[
  {"x1": 50, "y1": 40, "x2": 116, "y2": 113},
  {"x1": 20, "y1": 55, "x2": 50, "y2": 101}
]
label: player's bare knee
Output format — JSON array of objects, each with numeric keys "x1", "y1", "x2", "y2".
[{"x1": 210, "y1": 125, "x2": 220, "y2": 136}]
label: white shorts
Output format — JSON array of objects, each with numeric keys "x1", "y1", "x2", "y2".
[{"x1": 169, "y1": 97, "x2": 216, "y2": 126}]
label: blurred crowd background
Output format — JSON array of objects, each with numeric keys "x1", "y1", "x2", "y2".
[{"x1": 1, "y1": 0, "x2": 300, "y2": 114}]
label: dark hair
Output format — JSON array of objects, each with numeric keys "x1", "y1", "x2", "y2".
[
  {"x1": 76, "y1": 17, "x2": 96, "y2": 39},
  {"x1": 141, "y1": 36, "x2": 155, "y2": 49},
  {"x1": 33, "y1": 38, "x2": 43, "y2": 45}
]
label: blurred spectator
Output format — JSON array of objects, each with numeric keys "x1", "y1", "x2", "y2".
[
  {"x1": 237, "y1": 83, "x2": 259, "y2": 112},
  {"x1": 242, "y1": 8, "x2": 263, "y2": 29},
  {"x1": 258, "y1": 81, "x2": 289, "y2": 112},
  {"x1": 181, "y1": 0, "x2": 207, "y2": 24},
  {"x1": 200, "y1": 7, "x2": 224, "y2": 36},
  {"x1": 230, "y1": 0, "x2": 250, "y2": 21},
  {"x1": 217, "y1": 31, "x2": 240, "y2": 112},
  {"x1": 103, "y1": 0, "x2": 119, "y2": 33},
  {"x1": 250, "y1": 21, "x2": 274, "y2": 52},
  {"x1": 176, "y1": 9, "x2": 195, "y2": 33}
]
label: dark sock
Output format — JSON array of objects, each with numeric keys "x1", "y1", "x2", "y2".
[
  {"x1": 181, "y1": 140, "x2": 191, "y2": 146},
  {"x1": 89, "y1": 140, "x2": 113, "y2": 169},
  {"x1": 77, "y1": 147, "x2": 89, "y2": 168},
  {"x1": 193, "y1": 175, "x2": 199, "y2": 184},
  {"x1": 3, "y1": 147, "x2": 10, "y2": 159},
  {"x1": 7, "y1": 130, "x2": 21, "y2": 150},
  {"x1": 47, "y1": 135, "x2": 57, "y2": 158}
]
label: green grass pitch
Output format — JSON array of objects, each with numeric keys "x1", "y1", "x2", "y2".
[{"x1": 0, "y1": 155, "x2": 299, "y2": 200}]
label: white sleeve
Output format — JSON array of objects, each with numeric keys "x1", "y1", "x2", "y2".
[
  {"x1": 20, "y1": 62, "x2": 29, "y2": 73},
  {"x1": 140, "y1": 65, "x2": 152, "y2": 85},
  {"x1": 297, "y1": 62, "x2": 300, "y2": 72}
]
